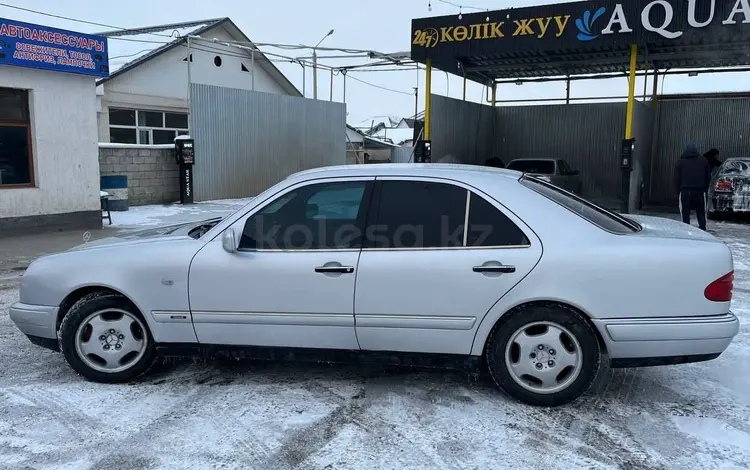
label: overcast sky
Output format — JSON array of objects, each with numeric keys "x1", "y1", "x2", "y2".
[{"x1": 4, "y1": 0, "x2": 749, "y2": 127}]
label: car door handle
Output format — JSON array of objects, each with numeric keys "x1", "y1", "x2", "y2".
[
  {"x1": 473, "y1": 265, "x2": 516, "y2": 274},
  {"x1": 315, "y1": 266, "x2": 354, "y2": 274}
]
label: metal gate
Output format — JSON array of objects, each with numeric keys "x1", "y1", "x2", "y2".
[{"x1": 190, "y1": 84, "x2": 346, "y2": 201}]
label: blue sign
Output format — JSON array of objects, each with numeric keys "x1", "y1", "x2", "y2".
[{"x1": 0, "y1": 18, "x2": 108, "y2": 78}]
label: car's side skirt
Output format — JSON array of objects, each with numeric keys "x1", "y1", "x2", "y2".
[
  {"x1": 155, "y1": 343, "x2": 484, "y2": 373},
  {"x1": 153, "y1": 343, "x2": 723, "y2": 373},
  {"x1": 610, "y1": 353, "x2": 721, "y2": 368}
]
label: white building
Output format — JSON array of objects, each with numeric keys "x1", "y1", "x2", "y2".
[
  {"x1": 96, "y1": 18, "x2": 300, "y2": 145},
  {"x1": 345, "y1": 125, "x2": 398, "y2": 164},
  {"x1": 0, "y1": 18, "x2": 104, "y2": 234}
]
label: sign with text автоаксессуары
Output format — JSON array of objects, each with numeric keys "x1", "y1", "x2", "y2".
[{"x1": 0, "y1": 17, "x2": 108, "y2": 78}]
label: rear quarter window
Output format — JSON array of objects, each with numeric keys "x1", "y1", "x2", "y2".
[
  {"x1": 520, "y1": 176, "x2": 640, "y2": 234},
  {"x1": 719, "y1": 159, "x2": 750, "y2": 176}
]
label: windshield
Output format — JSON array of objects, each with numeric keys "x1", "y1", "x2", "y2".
[
  {"x1": 508, "y1": 160, "x2": 555, "y2": 174},
  {"x1": 521, "y1": 176, "x2": 640, "y2": 234},
  {"x1": 719, "y1": 159, "x2": 750, "y2": 176}
]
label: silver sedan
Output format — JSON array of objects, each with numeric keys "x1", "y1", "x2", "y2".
[{"x1": 10, "y1": 164, "x2": 740, "y2": 406}]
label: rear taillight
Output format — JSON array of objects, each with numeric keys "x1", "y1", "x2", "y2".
[
  {"x1": 705, "y1": 271, "x2": 734, "y2": 302},
  {"x1": 715, "y1": 180, "x2": 734, "y2": 192}
]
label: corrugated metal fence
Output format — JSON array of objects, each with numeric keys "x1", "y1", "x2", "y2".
[
  {"x1": 651, "y1": 97, "x2": 750, "y2": 206},
  {"x1": 429, "y1": 94, "x2": 750, "y2": 209},
  {"x1": 431, "y1": 95, "x2": 495, "y2": 165},
  {"x1": 190, "y1": 84, "x2": 346, "y2": 201},
  {"x1": 494, "y1": 102, "x2": 628, "y2": 202},
  {"x1": 630, "y1": 101, "x2": 654, "y2": 211},
  {"x1": 391, "y1": 146, "x2": 415, "y2": 163}
]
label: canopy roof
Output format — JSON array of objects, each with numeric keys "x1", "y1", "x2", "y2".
[{"x1": 411, "y1": 0, "x2": 750, "y2": 82}]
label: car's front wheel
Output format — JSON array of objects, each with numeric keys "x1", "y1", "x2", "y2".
[
  {"x1": 58, "y1": 293, "x2": 156, "y2": 383},
  {"x1": 485, "y1": 304, "x2": 601, "y2": 406}
]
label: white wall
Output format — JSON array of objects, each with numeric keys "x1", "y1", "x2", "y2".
[
  {"x1": 98, "y1": 24, "x2": 291, "y2": 142},
  {"x1": 346, "y1": 127, "x2": 364, "y2": 145},
  {"x1": 105, "y1": 25, "x2": 286, "y2": 101},
  {"x1": 0, "y1": 66, "x2": 100, "y2": 218}
]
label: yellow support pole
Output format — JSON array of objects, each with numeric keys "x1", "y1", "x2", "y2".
[
  {"x1": 491, "y1": 82, "x2": 497, "y2": 107},
  {"x1": 425, "y1": 59, "x2": 432, "y2": 141},
  {"x1": 462, "y1": 70, "x2": 467, "y2": 101},
  {"x1": 625, "y1": 44, "x2": 638, "y2": 139}
]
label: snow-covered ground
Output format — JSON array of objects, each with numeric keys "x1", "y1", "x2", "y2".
[
  {"x1": 1, "y1": 216, "x2": 749, "y2": 469},
  {"x1": 108, "y1": 198, "x2": 253, "y2": 229}
]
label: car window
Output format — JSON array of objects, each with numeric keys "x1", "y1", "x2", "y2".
[
  {"x1": 467, "y1": 193, "x2": 530, "y2": 247},
  {"x1": 719, "y1": 159, "x2": 750, "y2": 176},
  {"x1": 262, "y1": 192, "x2": 296, "y2": 214},
  {"x1": 240, "y1": 181, "x2": 369, "y2": 250},
  {"x1": 308, "y1": 186, "x2": 365, "y2": 219},
  {"x1": 370, "y1": 180, "x2": 466, "y2": 249},
  {"x1": 521, "y1": 176, "x2": 639, "y2": 234},
  {"x1": 508, "y1": 160, "x2": 555, "y2": 174}
]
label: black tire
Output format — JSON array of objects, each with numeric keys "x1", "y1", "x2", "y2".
[
  {"x1": 58, "y1": 292, "x2": 157, "y2": 383},
  {"x1": 485, "y1": 303, "x2": 601, "y2": 407}
]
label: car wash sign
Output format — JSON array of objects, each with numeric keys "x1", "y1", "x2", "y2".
[
  {"x1": 412, "y1": 0, "x2": 750, "y2": 58},
  {"x1": 0, "y1": 18, "x2": 108, "y2": 78}
]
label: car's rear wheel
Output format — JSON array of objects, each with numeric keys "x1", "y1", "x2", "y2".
[
  {"x1": 485, "y1": 304, "x2": 601, "y2": 406},
  {"x1": 58, "y1": 293, "x2": 156, "y2": 383}
]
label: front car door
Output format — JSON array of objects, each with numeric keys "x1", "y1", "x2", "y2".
[
  {"x1": 354, "y1": 177, "x2": 542, "y2": 355},
  {"x1": 188, "y1": 177, "x2": 374, "y2": 349}
]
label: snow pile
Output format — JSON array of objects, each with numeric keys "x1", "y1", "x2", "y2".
[{"x1": 109, "y1": 198, "x2": 253, "y2": 228}]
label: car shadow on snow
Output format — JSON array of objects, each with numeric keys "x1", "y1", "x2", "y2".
[{"x1": 138, "y1": 355, "x2": 684, "y2": 408}]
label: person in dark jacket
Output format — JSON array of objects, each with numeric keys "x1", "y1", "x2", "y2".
[
  {"x1": 704, "y1": 148, "x2": 722, "y2": 170},
  {"x1": 674, "y1": 143, "x2": 711, "y2": 230}
]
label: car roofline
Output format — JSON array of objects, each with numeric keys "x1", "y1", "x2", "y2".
[{"x1": 286, "y1": 163, "x2": 524, "y2": 181}]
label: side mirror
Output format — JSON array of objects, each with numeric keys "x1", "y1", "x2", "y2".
[
  {"x1": 222, "y1": 229, "x2": 238, "y2": 253},
  {"x1": 570, "y1": 170, "x2": 580, "y2": 176}
]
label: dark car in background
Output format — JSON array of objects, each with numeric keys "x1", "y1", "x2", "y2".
[
  {"x1": 708, "y1": 157, "x2": 750, "y2": 218},
  {"x1": 507, "y1": 158, "x2": 582, "y2": 195}
]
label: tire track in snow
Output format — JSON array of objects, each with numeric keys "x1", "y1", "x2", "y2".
[
  {"x1": 7, "y1": 386, "x2": 103, "y2": 441},
  {"x1": 80, "y1": 365, "x2": 276, "y2": 469},
  {"x1": 356, "y1": 380, "x2": 466, "y2": 470},
  {"x1": 568, "y1": 365, "x2": 619, "y2": 468},
  {"x1": 267, "y1": 375, "x2": 465, "y2": 470}
]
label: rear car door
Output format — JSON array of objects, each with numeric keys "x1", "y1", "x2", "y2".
[
  {"x1": 189, "y1": 178, "x2": 374, "y2": 349},
  {"x1": 354, "y1": 177, "x2": 542, "y2": 355}
]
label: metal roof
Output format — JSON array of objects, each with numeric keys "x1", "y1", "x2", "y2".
[
  {"x1": 459, "y1": 42, "x2": 750, "y2": 80},
  {"x1": 98, "y1": 18, "x2": 301, "y2": 96},
  {"x1": 411, "y1": 0, "x2": 750, "y2": 82},
  {"x1": 99, "y1": 19, "x2": 223, "y2": 81}
]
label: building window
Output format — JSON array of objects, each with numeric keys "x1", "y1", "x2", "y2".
[
  {"x1": 109, "y1": 108, "x2": 189, "y2": 145},
  {"x1": 0, "y1": 88, "x2": 33, "y2": 186}
]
